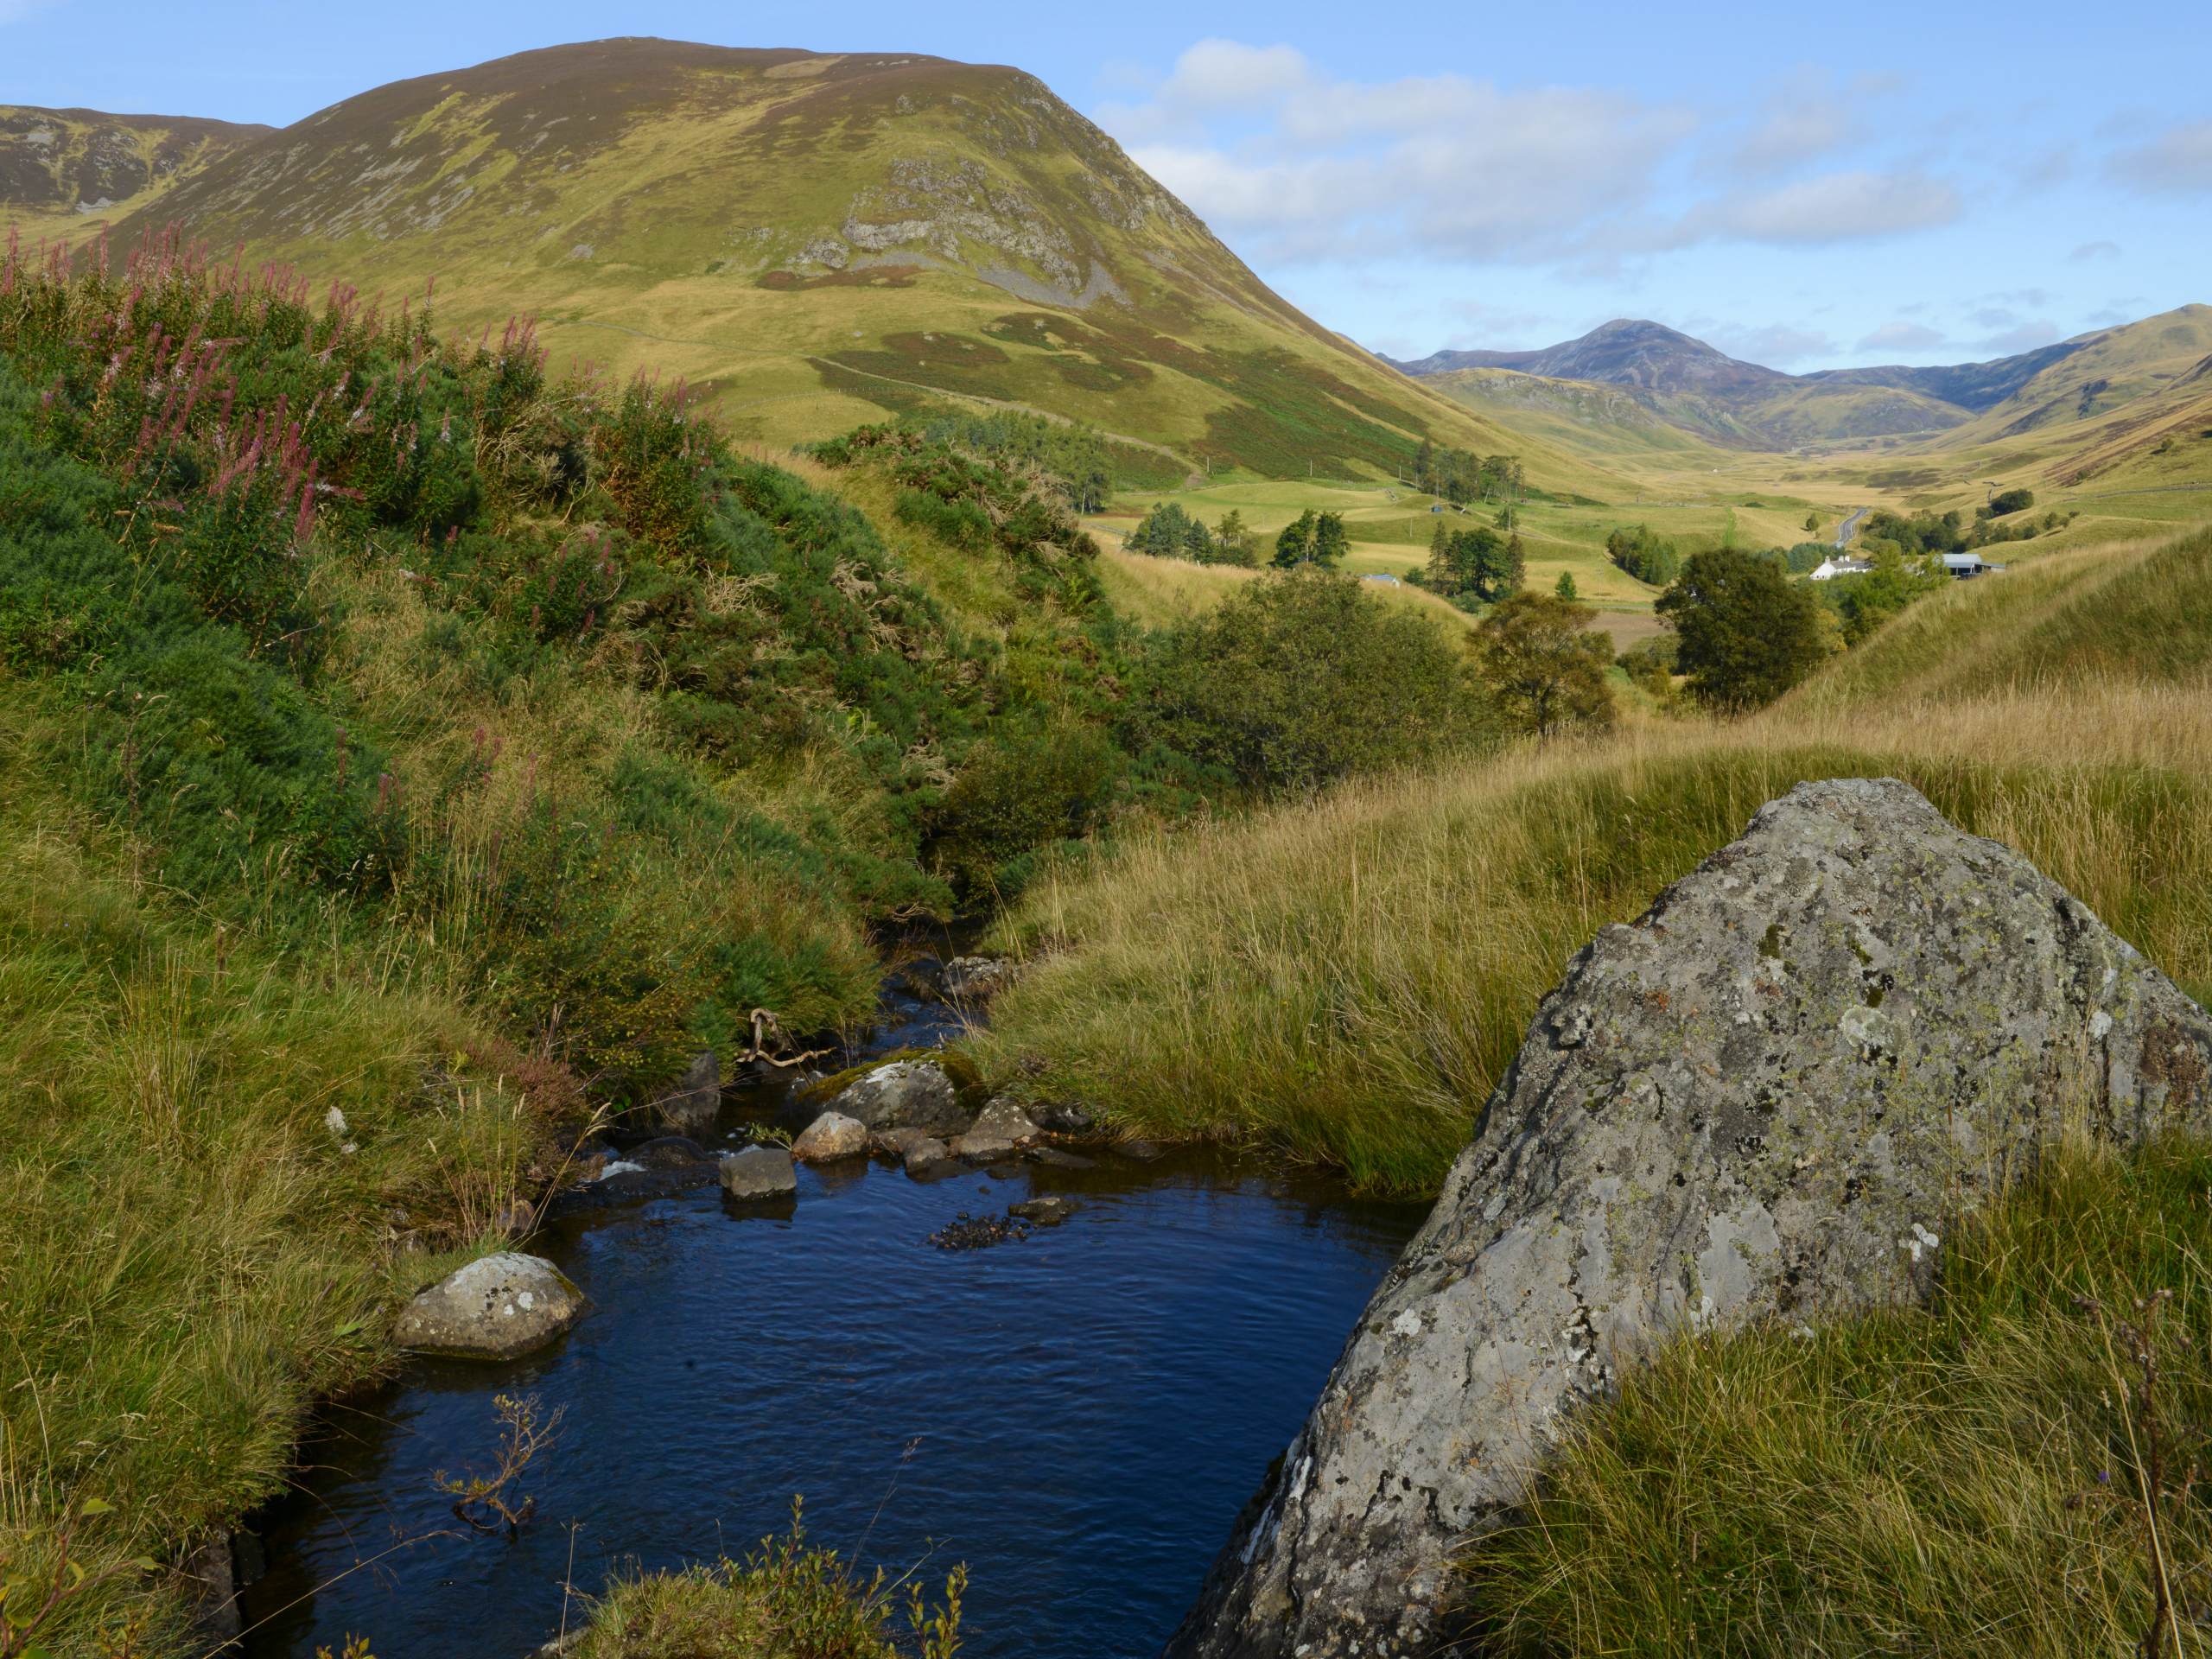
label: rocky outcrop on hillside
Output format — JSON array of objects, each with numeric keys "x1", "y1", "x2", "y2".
[{"x1": 1167, "y1": 778, "x2": 2212, "y2": 1659}]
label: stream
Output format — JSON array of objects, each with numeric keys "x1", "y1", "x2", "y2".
[{"x1": 238, "y1": 967, "x2": 1429, "y2": 1659}]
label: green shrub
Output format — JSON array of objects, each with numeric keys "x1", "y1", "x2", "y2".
[
  {"x1": 934, "y1": 719, "x2": 1122, "y2": 899},
  {"x1": 1132, "y1": 569, "x2": 1493, "y2": 795}
]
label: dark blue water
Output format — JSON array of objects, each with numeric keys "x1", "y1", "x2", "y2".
[{"x1": 238, "y1": 1124, "x2": 1424, "y2": 1657}]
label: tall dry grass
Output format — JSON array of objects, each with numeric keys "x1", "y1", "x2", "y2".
[{"x1": 976, "y1": 674, "x2": 2212, "y2": 1191}]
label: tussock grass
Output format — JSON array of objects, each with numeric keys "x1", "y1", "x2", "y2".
[
  {"x1": 574, "y1": 1507, "x2": 964, "y2": 1659},
  {"x1": 0, "y1": 704, "x2": 550, "y2": 1647},
  {"x1": 1462, "y1": 1136, "x2": 2212, "y2": 1656},
  {"x1": 976, "y1": 519, "x2": 2212, "y2": 1192}
]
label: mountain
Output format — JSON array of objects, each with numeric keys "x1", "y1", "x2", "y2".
[
  {"x1": 1389, "y1": 318, "x2": 1972, "y2": 448},
  {"x1": 1392, "y1": 309, "x2": 2212, "y2": 467},
  {"x1": 3, "y1": 39, "x2": 1609, "y2": 493},
  {"x1": 0, "y1": 105, "x2": 267, "y2": 237},
  {"x1": 1395, "y1": 319, "x2": 1787, "y2": 399}
]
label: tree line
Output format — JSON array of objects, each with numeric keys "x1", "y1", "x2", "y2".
[{"x1": 1410, "y1": 439, "x2": 1526, "y2": 505}]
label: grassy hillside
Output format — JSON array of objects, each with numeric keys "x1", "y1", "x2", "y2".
[
  {"x1": 50, "y1": 38, "x2": 1615, "y2": 500},
  {"x1": 973, "y1": 524, "x2": 2212, "y2": 1191},
  {"x1": 0, "y1": 105, "x2": 264, "y2": 239},
  {"x1": 1951, "y1": 305, "x2": 2212, "y2": 444}
]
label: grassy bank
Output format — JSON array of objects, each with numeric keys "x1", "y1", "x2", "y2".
[
  {"x1": 0, "y1": 707, "x2": 547, "y2": 1650},
  {"x1": 1461, "y1": 1135, "x2": 2212, "y2": 1656},
  {"x1": 974, "y1": 525, "x2": 2212, "y2": 1192}
]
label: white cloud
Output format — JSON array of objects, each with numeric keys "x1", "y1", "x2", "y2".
[
  {"x1": 1859, "y1": 321, "x2": 1949, "y2": 353},
  {"x1": 1706, "y1": 322, "x2": 1840, "y2": 367},
  {"x1": 1684, "y1": 170, "x2": 1962, "y2": 245},
  {"x1": 2069, "y1": 239, "x2": 2122, "y2": 262},
  {"x1": 1097, "y1": 41, "x2": 1961, "y2": 270},
  {"x1": 1976, "y1": 321, "x2": 2062, "y2": 354},
  {"x1": 2107, "y1": 121, "x2": 2212, "y2": 194}
]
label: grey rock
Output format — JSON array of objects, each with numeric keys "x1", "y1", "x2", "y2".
[
  {"x1": 828, "y1": 1059, "x2": 969, "y2": 1135},
  {"x1": 1116, "y1": 1137, "x2": 1166, "y2": 1163},
  {"x1": 178, "y1": 1530, "x2": 239, "y2": 1645},
  {"x1": 719, "y1": 1146, "x2": 798, "y2": 1202},
  {"x1": 948, "y1": 1099, "x2": 1037, "y2": 1163},
  {"x1": 1029, "y1": 1100, "x2": 1097, "y2": 1135},
  {"x1": 1169, "y1": 779, "x2": 2212, "y2": 1659},
  {"x1": 793, "y1": 1111, "x2": 870, "y2": 1163},
  {"x1": 903, "y1": 1135, "x2": 958, "y2": 1177},
  {"x1": 971, "y1": 1097, "x2": 1041, "y2": 1142},
  {"x1": 650, "y1": 1050, "x2": 721, "y2": 1136},
  {"x1": 1010, "y1": 1195, "x2": 1077, "y2": 1226},
  {"x1": 623, "y1": 1135, "x2": 709, "y2": 1171},
  {"x1": 870, "y1": 1125, "x2": 935, "y2": 1159},
  {"x1": 942, "y1": 955, "x2": 1014, "y2": 1002},
  {"x1": 395, "y1": 1253, "x2": 584, "y2": 1361}
]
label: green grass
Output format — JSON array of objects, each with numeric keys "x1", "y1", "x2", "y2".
[
  {"x1": 1461, "y1": 1135, "x2": 2212, "y2": 1657},
  {"x1": 0, "y1": 696, "x2": 547, "y2": 1650},
  {"x1": 1796, "y1": 525, "x2": 2212, "y2": 707},
  {"x1": 571, "y1": 1505, "x2": 965, "y2": 1659}
]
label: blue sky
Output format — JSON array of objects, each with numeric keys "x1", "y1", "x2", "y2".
[{"x1": 6, "y1": 0, "x2": 2207, "y2": 368}]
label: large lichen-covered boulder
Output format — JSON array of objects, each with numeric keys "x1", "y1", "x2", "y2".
[
  {"x1": 396, "y1": 1254, "x2": 585, "y2": 1361},
  {"x1": 1169, "y1": 778, "x2": 2212, "y2": 1659}
]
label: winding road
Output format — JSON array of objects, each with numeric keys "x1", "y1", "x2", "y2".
[{"x1": 1834, "y1": 505, "x2": 1871, "y2": 547}]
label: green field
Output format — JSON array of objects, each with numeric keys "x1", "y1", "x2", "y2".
[{"x1": 1089, "y1": 474, "x2": 1861, "y2": 647}]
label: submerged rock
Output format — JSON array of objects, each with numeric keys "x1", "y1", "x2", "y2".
[
  {"x1": 928, "y1": 1211, "x2": 1031, "y2": 1250},
  {"x1": 1010, "y1": 1195, "x2": 1077, "y2": 1226},
  {"x1": 828, "y1": 1059, "x2": 969, "y2": 1136},
  {"x1": 792, "y1": 1111, "x2": 869, "y2": 1163},
  {"x1": 1030, "y1": 1147, "x2": 1097, "y2": 1170},
  {"x1": 623, "y1": 1135, "x2": 710, "y2": 1171},
  {"x1": 395, "y1": 1253, "x2": 584, "y2": 1361},
  {"x1": 650, "y1": 1051, "x2": 721, "y2": 1136},
  {"x1": 719, "y1": 1146, "x2": 798, "y2": 1202},
  {"x1": 1169, "y1": 778, "x2": 2212, "y2": 1659}
]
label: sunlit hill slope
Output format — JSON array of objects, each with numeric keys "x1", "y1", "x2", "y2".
[{"x1": 39, "y1": 38, "x2": 1613, "y2": 494}]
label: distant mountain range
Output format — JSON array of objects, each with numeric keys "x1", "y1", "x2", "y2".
[{"x1": 1387, "y1": 314, "x2": 2212, "y2": 452}]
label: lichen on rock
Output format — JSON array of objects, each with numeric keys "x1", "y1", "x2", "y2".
[{"x1": 1166, "y1": 778, "x2": 2212, "y2": 1659}]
